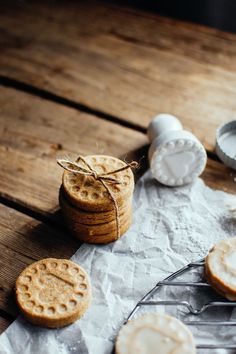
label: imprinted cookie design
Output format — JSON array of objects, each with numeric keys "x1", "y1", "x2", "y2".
[
  {"x1": 59, "y1": 187, "x2": 132, "y2": 225},
  {"x1": 150, "y1": 139, "x2": 206, "y2": 186},
  {"x1": 116, "y1": 313, "x2": 196, "y2": 354},
  {"x1": 62, "y1": 155, "x2": 134, "y2": 211},
  {"x1": 205, "y1": 237, "x2": 236, "y2": 300},
  {"x1": 16, "y1": 258, "x2": 92, "y2": 328}
]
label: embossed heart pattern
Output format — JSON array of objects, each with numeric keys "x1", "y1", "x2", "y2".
[{"x1": 164, "y1": 151, "x2": 195, "y2": 179}]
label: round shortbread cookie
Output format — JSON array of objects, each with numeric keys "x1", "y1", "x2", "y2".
[
  {"x1": 205, "y1": 265, "x2": 236, "y2": 300},
  {"x1": 116, "y1": 313, "x2": 196, "y2": 354},
  {"x1": 16, "y1": 258, "x2": 91, "y2": 328},
  {"x1": 64, "y1": 207, "x2": 132, "y2": 236},
  {"x1": 62, "y1": 155, "x2": 134, "y2": 211},
  {"x1": 205, "y1": 237, "x2": 236, "y2": 298},
  {"x1": 59, "y1": 187, "x2": 132, "y2": 225},
  {"x1": 67, "y1": 215, "x2": 132, "y2": 244}
]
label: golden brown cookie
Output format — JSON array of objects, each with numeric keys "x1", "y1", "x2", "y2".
[
  {"x1": 59, "y1": 187, "x2": 132, "y2": 225},
  {"x1": 16, "y1": 258, "x2": 92, "y2": 328},
  {"x1": 116, "y1": 313, "x2": 196, "y2": 354},
  {"x1": 67, "y1": 208, "x2": 132, "y2": 236},
  {"x1": 67, "y1": 215, "x2": 132, "y2": 244},
  {"x1": 205, "y1": 265, "x2": 236, "y2": 300},
  {"x1": 205, "y1": 237, "x2": 236, "y2": 300},
  {"x1": 62, "y1": 155, "x2": 134, "y2": 211}
]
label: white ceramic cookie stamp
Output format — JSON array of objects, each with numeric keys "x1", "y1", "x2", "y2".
[{"x1": 148, "y1": 114, "x2": 207, "y2": 186}]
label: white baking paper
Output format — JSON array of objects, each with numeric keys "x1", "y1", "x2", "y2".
[{"x1": 0, "y1": 170, "x2": 235, "y2": 354}]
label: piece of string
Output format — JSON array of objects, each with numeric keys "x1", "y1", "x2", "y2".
[{"x1": 57, "y1": 156, "x2": 139, "y2": 240}]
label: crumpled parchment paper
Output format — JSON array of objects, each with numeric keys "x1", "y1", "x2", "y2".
[{"x1": 0, "y1": 170, "x2": 235, "y2": 354}]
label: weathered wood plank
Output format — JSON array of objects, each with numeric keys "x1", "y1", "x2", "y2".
[
  {"x1": 0, "y1": 203, "x2": 80, "y2": 317},
  {"x1": 201, "y1": 158, "x2": 236, "y2": 193},
  {"x1": 1, "y1": 1, "x2": 236, "y2": 150},
  {"x1": 0, "y1": 86, "x2": 147, "y2": 215},
  {"x1": 0, "y1": 86, "x2": 235, "y2": 221}
]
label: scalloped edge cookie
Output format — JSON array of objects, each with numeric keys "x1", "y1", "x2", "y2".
[
  {"x1": 16, "y1": 258, "x2": 92, "y2": 328},
  {"x1": 116, "y1": 313, "x2": 196, "y2": 354},
  {"x1": 62, "y1": 155, "x2": 134, "y2": 211},
  {"x1": 205, "y1": 237, "x2": 236, "y2": 300}
]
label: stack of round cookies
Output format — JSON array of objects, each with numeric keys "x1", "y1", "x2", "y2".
[
  {"x1": 205, "y1": 237, "x2": 236, "y2": 300},
  {"x1": 59, "y1": 155, "x2": 135, "y2": 244}
]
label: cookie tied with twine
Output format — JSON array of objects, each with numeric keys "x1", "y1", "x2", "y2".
[{"x1": 57, "y1": 155, "x2": 137, "y2": 244}]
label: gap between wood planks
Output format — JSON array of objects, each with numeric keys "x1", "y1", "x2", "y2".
[
  {"x1": 0, "y1": 75, "x2": 145, "y2": 134},
  {"x1": 0, "y1": 74, "x2": 221, "y2": 164},
  {"x1": 1, "y1": 0, "x2": 236, "y2": 151},
  {"x1": 0, "y1": 194, "x2": 64, "y2": 232}
]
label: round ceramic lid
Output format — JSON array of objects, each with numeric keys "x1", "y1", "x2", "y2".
[{"x1": 216, "y1": 120, "x2": 236, "y2": 170}]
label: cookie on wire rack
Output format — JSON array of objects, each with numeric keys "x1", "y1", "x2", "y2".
[
  {"x1": 16, "y1": 258, "x2": 91, "y2": 328},
  {"x1": 116, "y1": 312, "x2": 196, "y2": 354},
  {"x1": 205, "y1": 237, "x2": 236, "y2": 300}
]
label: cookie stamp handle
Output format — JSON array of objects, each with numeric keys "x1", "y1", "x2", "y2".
[{"x1": 148, "y1": 114, "x2": 207, "y2": 186}]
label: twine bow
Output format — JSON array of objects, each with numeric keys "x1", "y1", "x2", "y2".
[{"x1": 57, "y1": 156, "x2": 139, "y2": 240}]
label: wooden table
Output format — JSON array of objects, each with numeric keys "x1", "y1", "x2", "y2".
[{"x1": 0, "y1": 0, "x2": 235, "y2": 334}]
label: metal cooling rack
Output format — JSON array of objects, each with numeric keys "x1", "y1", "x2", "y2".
[{"x1": 125, "y1": 259, "x2": 236, "y2": 351}]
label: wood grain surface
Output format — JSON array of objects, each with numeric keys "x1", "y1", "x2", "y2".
[
  {"x1": 0, "y1": 87, "x2": 147, "y2": 216},
  {"x1": 1, "y1": 1, "x2": 236, "y2": 151},
  {"x1": 0, "y1": 86, "x2": 235, "y2": 221},
  {"x1": 0, "y1": 0, "x2": 235, "y2": 334}
]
